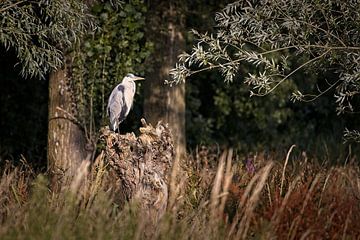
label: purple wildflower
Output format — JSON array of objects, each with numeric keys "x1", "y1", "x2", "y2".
[{"x1": 245, "y1": 158, "x2": 255, "y2": 174}]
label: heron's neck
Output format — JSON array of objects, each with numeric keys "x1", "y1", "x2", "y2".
[
  {"x1": 130, "y1": 81, "x2": 136, "y2": 94},
  {"x1": 123, "y1": 80, "x2": 136, "y2": 93}
]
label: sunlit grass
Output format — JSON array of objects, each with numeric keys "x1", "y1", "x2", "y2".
[{"x1": 0, "y1": 148, "x2": 359, "y2": 239}]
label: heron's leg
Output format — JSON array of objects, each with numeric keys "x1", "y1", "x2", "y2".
[{"x1": 117, "y1": 120, "x2": 124, "y2": 134}]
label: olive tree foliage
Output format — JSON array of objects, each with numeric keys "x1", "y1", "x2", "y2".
[
  {"x1": 0, "y1": 0, "x2": 99, "y2": 79},
  {"x1": 169, "y1": 0, "x2": 360, "y2": 142}
]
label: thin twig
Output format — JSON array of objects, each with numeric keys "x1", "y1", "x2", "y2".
[
  {"x1": 0, "y1": 0, "x2": 26, "y2": 13},
  {"x1": 301, "y1": 79, "x2": 341, "y2": 102},
  {"x1": 254, "y1": 49, "x2": 331, "y2": 96}
]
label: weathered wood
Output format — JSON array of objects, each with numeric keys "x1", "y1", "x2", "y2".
[
  {"x1": 101, "y1": 119, "x2": 174, "y2": 221},
  {"x1": 48, "y1": 65, "x2": 92, "y2": 191}
]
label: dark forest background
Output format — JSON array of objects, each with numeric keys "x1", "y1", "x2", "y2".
[{"x1": 0, "y1": 0, "x2": 358, "y2": 171}]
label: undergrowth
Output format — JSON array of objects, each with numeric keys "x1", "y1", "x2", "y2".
[{"x1": 0, "y1": 147, "x2": 359, "y2": 239}]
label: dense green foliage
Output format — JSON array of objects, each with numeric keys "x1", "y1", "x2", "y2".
[
  {"x1": 72, "y1": 0, "x2": 152, "y2": 138},
  {"x1": 173, "y1": 0, "x2": 360, "y2": 150},
  {"x1": 186, "y1": 70, "x2": 357, "y2": 156}
]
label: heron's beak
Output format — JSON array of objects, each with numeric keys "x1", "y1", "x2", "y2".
[{"x1": 133, "y1": 76, "x2": 145, "y2": 81}]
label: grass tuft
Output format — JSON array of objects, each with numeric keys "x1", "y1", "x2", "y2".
[{"x1": 0, "y1": 150, "x2": 359, "y2": 239}]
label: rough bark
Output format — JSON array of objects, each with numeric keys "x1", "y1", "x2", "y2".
[
  {"x1": 101, "y1": 119, "x2": 174, "y2": 222},
  {"x1": 47, "y1": 63, "x2": 91, "y2": 190},
  {"x1": 144, "y1": 1, "x2": 186, "y2": 160}
]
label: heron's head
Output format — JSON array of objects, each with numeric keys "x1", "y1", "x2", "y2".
[{"x1": 123, "y1": 73, "x2": 145, "y2": 82}]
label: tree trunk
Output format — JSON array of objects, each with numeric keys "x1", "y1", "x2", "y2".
[
  {"x1": 48, "y1": 63, "x2": 90, "y2": 190},
  {"x1": 101, "y1": 119, "x2": 174, "y2": 224},
  {"x1": 144, "y1": 1, "x2": 186, "y2": 160}
]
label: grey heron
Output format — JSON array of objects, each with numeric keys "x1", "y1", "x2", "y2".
[{"x1": 107, "y1": 73, "x2": 145, "y2": 132}]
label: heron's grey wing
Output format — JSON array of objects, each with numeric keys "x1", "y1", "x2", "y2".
[{"x1": 107, "y1": 84, "x2": 128, "y2": 131}]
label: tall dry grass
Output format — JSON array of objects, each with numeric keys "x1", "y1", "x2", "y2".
[{"x1": 0, "y1": 147, "x2": 359, "y2": 239}]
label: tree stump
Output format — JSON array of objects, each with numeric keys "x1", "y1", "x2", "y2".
[{"x1": 100, "y1": 119, "x2": 174, "y2": 222}]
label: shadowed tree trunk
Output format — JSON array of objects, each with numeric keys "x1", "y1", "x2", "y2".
[
  {"x1": 48, "y1": 62, "x2": 92, "y2": 190},
  {"x1": 144, "y1": 1, "x2": 186, "y2": 160}
]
